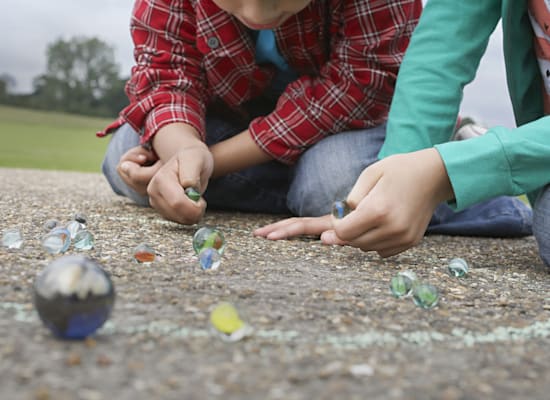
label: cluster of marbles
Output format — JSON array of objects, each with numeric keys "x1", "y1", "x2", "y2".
[
  {"x1": 390, "y1": 270, "x2": 439, "y2": 309},
  {"x1": 209, "y1": 302, "x2": 252, "y2": 342},
  {"x1": 42, "y1": 213, "x2": 94, "y2": 254},
  {"x1": 33, "y1": 255, "x2": 115, "y2": 339},
  {"x1": 193, "y1": 226, "x2": 225, "y2": 270},
  {"x1": 2, "y1": 228, "x2": 24, "y2": 249},
  {"x1": 389, "y1": 258, "x2": 470, "y2": 309}
]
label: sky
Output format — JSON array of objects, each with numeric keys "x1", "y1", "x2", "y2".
[{"x1": 0, "y1": 0, "x2": 515, "y2": 128}]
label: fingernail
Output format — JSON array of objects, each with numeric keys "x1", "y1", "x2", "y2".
[
  {"x1": 137, "y1": 154, "x2": 146, "y2": 161},
  {"x1": 120, "y1": 162, "x2": 130, "y2": 173}
]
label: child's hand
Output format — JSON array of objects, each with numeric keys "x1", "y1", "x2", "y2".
[
  {"x1": 323, "y1": 148, "x2": 454, "y2": 257},
  {"x1": 117, "y1": 146, "x2": 162, "y2": 196},
  {"x1": 253, "y1": 215, "x2": 335, "y2": 240},
  {"x1": 147, "y1": 144, "x2": 213, "y2": 225}
]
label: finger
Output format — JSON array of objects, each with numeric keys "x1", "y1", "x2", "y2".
[
  {"x1": 345, "y1": 164, "x2": 383, "y2": 209},
  {"x1": 253, "y1": 218, "x2": 298, "y2": 237},
  {"x1": 120, "y1": 152, "x2": 147, "y2": 164},
  {"x1": 121, "y1": 146, "x2": 157, "y2": 165},
  {"x1": 332, "y1": 201, "x2": 385, "y2": 242},
  {"x1": 177, "y1": 153, "x2": 204, "y2": 190},
  {"x1": 320, "y1": 230, "x2": 348, "y2": 246},
  {"x1": 262, "y1": 216, "x2": 332, "y2": 240},
  {"x1": 253, "y1": 215, "x2": 331, "y2": 240},
  {"x1": 148, "y1": 172, "x2": 205, "y2": 225},
  {"x1": 119, "y1": 160, "x2": 161, "y2": 188}
]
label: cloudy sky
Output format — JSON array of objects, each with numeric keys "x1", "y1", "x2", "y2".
[{"x1": 0, "y1": 0, "x2": 515, "y2": 128}]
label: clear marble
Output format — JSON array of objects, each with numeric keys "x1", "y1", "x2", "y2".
[
  {"x1": 2, "y1": 228, "x2": 24, "y2": 249},
  {"x1": 389, "y1": 270, "x2": 417, "y2": 298},
  {"x1": 66, "y1": 220, "x2": 84, "y2": 239},
  {"x1": 447, "y1": 258, "x2": 469, "y2": 277},
  {"x1": 199, "y1": 248, "x2": 221, "y2": 270},
  {"x1": 133, "y1": 243, "x2": 156, "y2": 263},
  {"x1": 43, "y1": 219, "x2": 61, "y2": 232},
  {"x1": 74, "y1": 212, "x2": 88, "y2": 225},
  {"x1": 412, "y1": 283, "x2": 439, "y2": 309},
  {"x1": 42, "y1": 227, "x2": 71, "y2": 254},
  {"x1": 193, "y1": 227, "x2": 226, "y2": 256},
  {"x1": 332, "y1": 200, "x2": 351, "y2": 219},
  {"x1": 73, "y1": 230, "x2": 95, "y2": 251}
]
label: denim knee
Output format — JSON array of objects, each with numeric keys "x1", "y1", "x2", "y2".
[
  {"x1": 101, "y1": 124, "x2": 150, "y2": 207},
  {"x1": 533, "y1": 185, "x2": 550, "y2": 267},
  {"x1": 286, "y1": 125, "x2": 386, "y2": 217}
]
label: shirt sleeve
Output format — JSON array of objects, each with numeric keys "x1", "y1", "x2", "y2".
[
  {"x1": 436, "y1": 117, "x2": 550, "y2": 209},
  {"x1": 248, "y1": 0, "x2": 422, "y2": 164},
  {"x1": 114, "y1": 0, "x2": 207, "y2": 144},
  {"x1": 379, "y1": 0, "x2": 501, "y2": 156}
]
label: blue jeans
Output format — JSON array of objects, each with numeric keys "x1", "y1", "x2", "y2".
[
  {"x1": 534, "y1": 185, "x2": 550, "y2": 267},
  {"x1": 101, "y1": 117, "x2": 533, "y2": 238}
]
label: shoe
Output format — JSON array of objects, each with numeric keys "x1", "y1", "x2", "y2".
[{"x1": 452, "y1": 117, "x2": 488, "y2": 141}]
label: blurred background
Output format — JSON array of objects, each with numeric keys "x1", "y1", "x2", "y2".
[{"x1": 0, "y1": 0, "x2": 515, "y2": 172}]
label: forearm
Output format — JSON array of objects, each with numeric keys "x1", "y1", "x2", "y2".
[
  {"x1": 209, "y1": 130, "x2": 273, "y2": 178},
  {"x1": 152, "y1": 123, "x2": 206, "y2": 162}
]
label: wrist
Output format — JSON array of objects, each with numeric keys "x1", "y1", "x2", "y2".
[
  {"x1": 427, "y1": 148, "x2": 455, "y2": 203},
  {"x1": 152, "y1": 123, "x2": 205, "y2": 161}
]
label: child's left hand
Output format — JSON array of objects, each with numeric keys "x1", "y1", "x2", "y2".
[{"x1": 117, "y1": 145, "x2": 162, "y2": 196}]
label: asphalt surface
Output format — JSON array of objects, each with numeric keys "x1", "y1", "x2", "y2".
[{"x1": 1, "y1": 168, "x2": 550, "y2": 400}]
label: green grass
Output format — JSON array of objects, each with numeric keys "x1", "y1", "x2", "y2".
[{"x1": 0, "y1": 105, "x2": 113, "y2": 172}]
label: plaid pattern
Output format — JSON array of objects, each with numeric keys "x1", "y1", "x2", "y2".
[{"x1": 98, "y1": 0, "x2": 422, "y2": 164}]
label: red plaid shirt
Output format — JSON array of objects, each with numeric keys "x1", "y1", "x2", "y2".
[{"x1": 98, "y1": 0, "x2": 422, "y2": 164}]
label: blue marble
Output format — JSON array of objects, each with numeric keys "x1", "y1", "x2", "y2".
[{"x1": 33, "y1": 255, "x2": 115, "y2": 339}]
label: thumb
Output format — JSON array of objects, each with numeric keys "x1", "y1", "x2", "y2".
[{"x1": 320, "y1": 230, "x2": 348, "y2": 246}]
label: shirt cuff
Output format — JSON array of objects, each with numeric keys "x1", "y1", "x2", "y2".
[{"x1": 435, "y1": 132, "x2": 513, "y2": 210}]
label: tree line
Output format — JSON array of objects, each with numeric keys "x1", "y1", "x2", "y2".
[{"x1": 0, "y1": 36, "x2": 129, "y2": 118}]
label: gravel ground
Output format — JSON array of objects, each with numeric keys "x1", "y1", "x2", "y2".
[{"x1": 1, "y1": 168, "x2": 550, "y2": 400}]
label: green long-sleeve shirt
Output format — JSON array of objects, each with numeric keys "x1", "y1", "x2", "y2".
[{"x1": 379, "y1": 0, "x2": 550, "y2": 210}]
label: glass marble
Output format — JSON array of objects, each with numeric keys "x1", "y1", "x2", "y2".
[
  {"x1": 43, "y1": 219, "x2": 61, "y2": 232},
  {"x1": 2, "y1": 228, "x2": 24, "y2": 249},
  {"x1": 412, "y1": 283, "x2": 439, "y2": 309},
  {"x1": 42, "y1": 227, "x2": 71, "y2": 254},
  {"x1": 389, "y1": 270, "x2": 417, "y2": 298},
  {"x1": 33, "y1": 255, "x2": 115, "y2": 339},
  {"x1": 199, "y1": 248, "x2": 221, "y2": 271},
  {"x1": 133, "y1": 243, "x2": 156, "y2": 263},
  {"x1": 74, "y1": 212, "x2": 88, "y2": 225},
  {"x1": 66, "y1": 220, "x2": 84, "y2": 239},
  {"x1": 73, "y1": 230, "x2": 95, "y2": 251},
  {"x1": 193, "y1": 227, "x2": 226, "y2": 256},
  {"x1": 185, "y1": 187, "x2": 201, "y2": 202},
  {"x1": 447, "y1": 258, "x2": 469, "y2": 277},
  {"x1": 210, "y1": 302, "x2": 252, "y2": 342},
  {"x1": 332, "y1": 200, "x2": 351, "y2": 219}
]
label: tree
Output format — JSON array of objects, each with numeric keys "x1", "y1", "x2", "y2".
[
  {"x1": 0, "y1": 73, "x2": 16, "y2": 101},
  {"x1": 32, "y1": 36, "x2": 122, "y2": 116}
]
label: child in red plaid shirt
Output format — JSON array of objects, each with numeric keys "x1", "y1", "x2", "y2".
[{"x1": 100, "y1": 0, "x2": 422, "y2": 225}]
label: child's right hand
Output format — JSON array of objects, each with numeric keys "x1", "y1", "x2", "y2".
[{"x1": 147, "y1": 143, "x2": 214, "y2": 225}]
